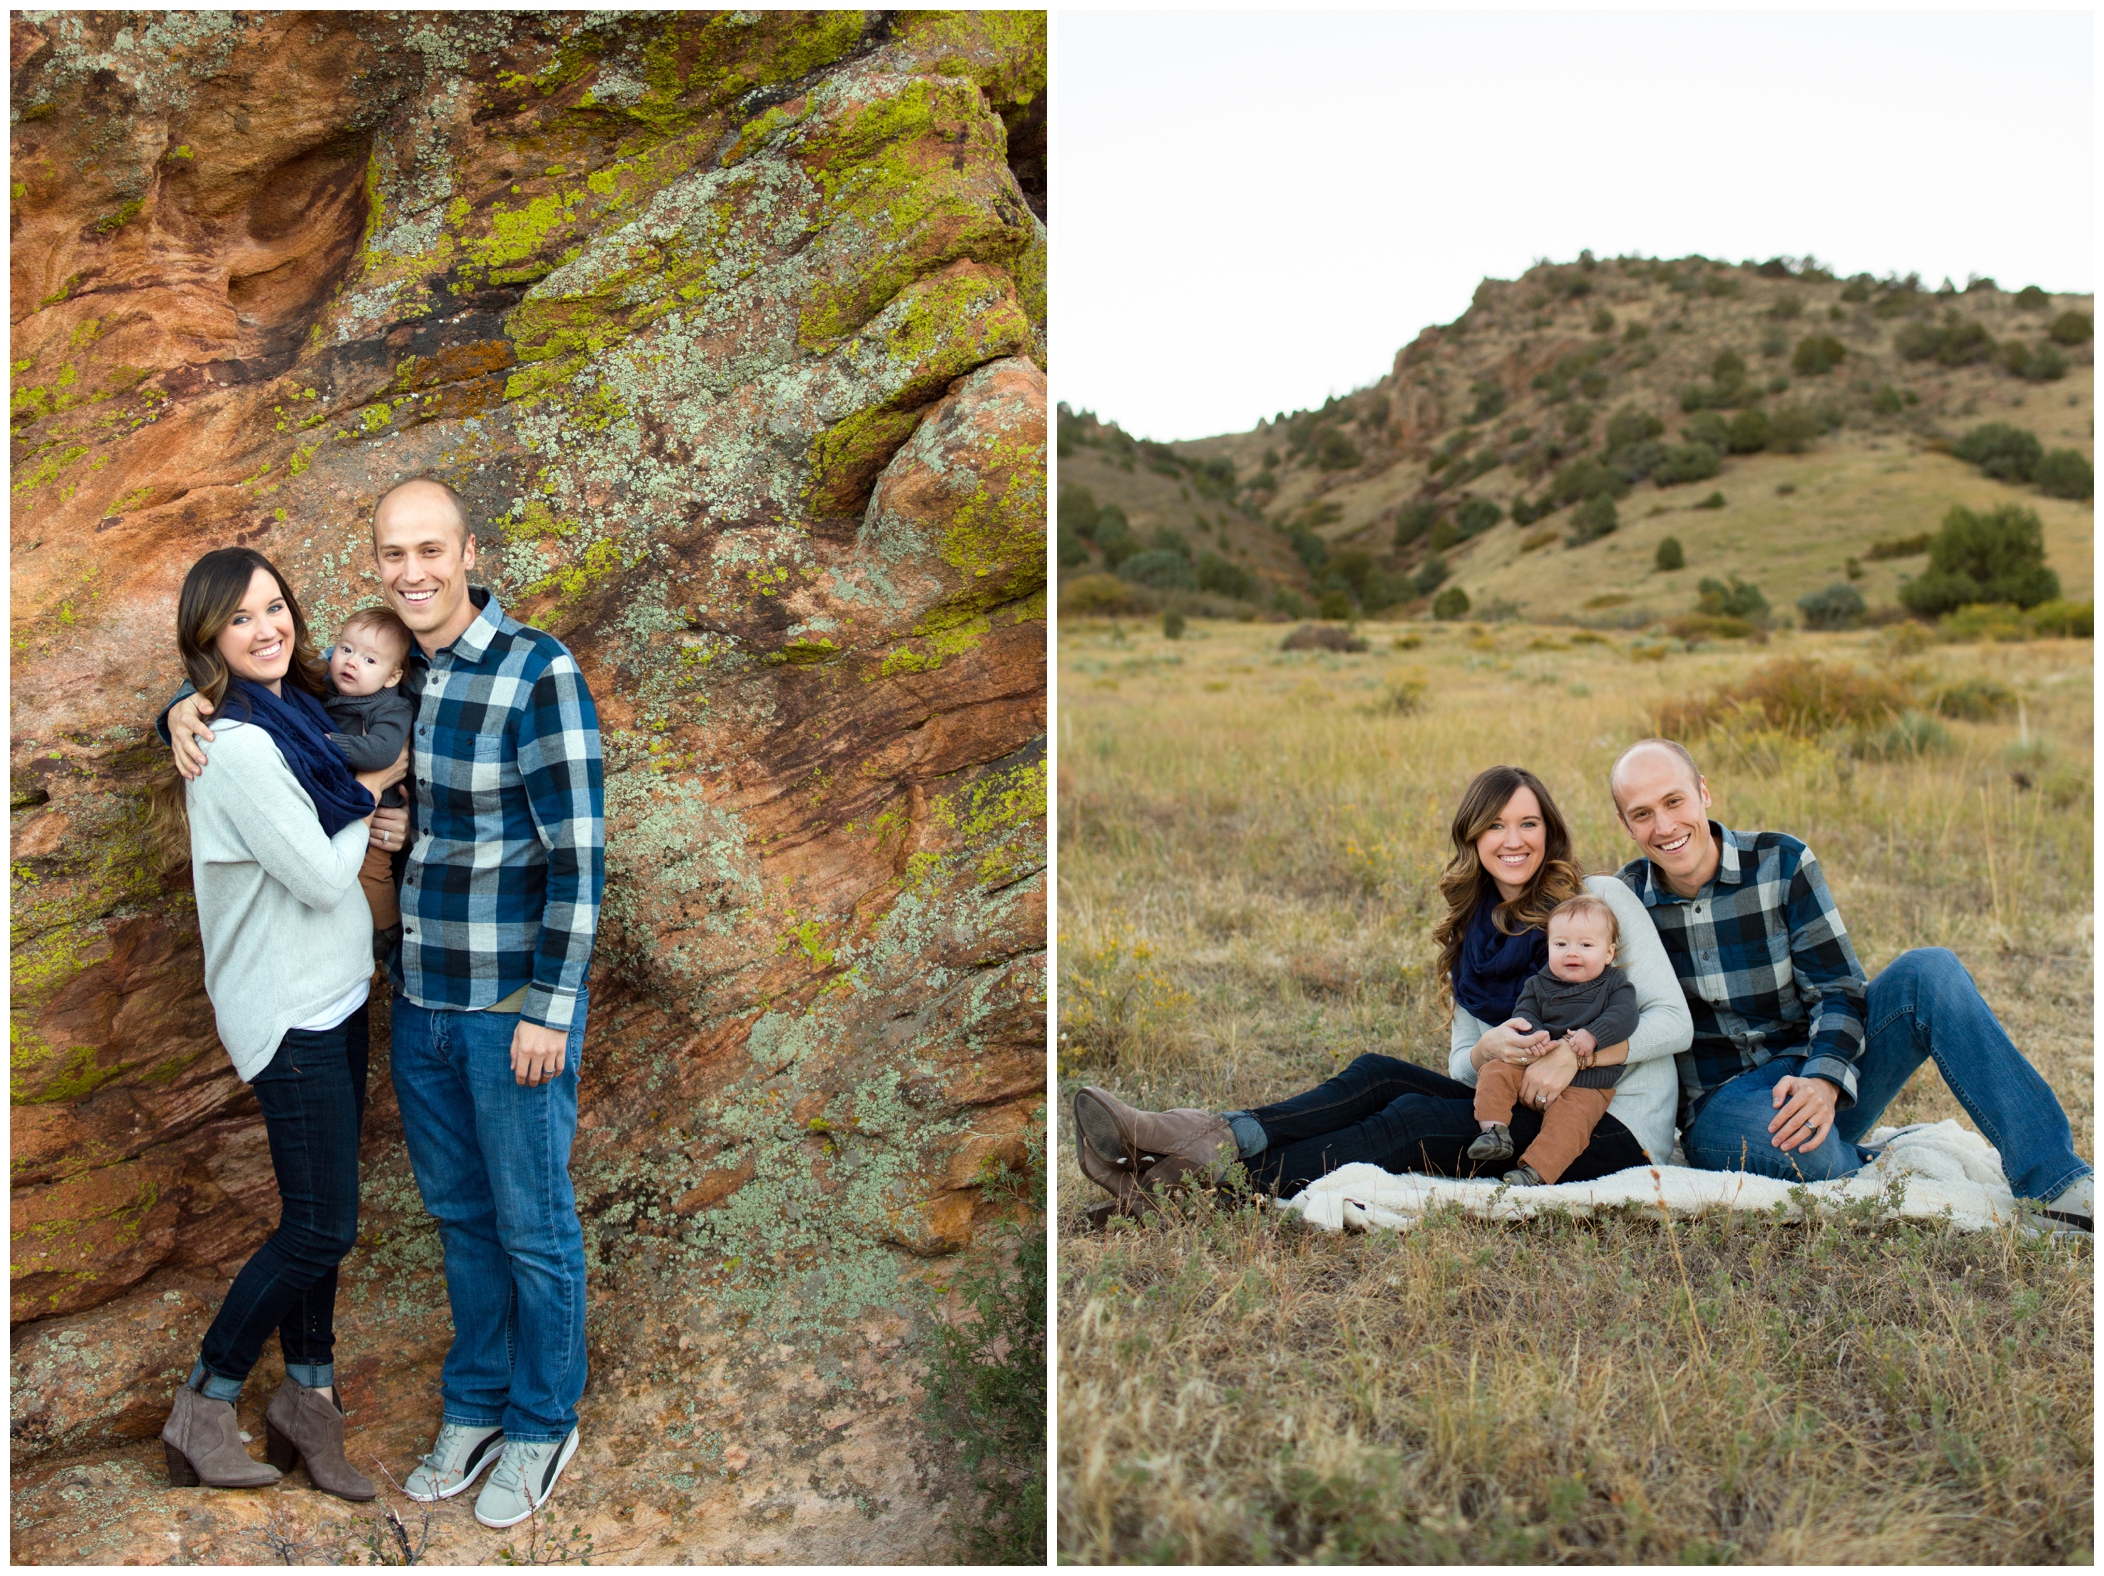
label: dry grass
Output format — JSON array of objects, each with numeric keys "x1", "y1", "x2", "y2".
[{"x1": 1056, "y1": 617, "x2": 2093, "y2": 1562}]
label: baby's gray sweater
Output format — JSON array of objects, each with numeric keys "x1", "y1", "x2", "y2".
[
  {"x1": 186, "y1": 719, "x2": 373, "y2": 1080},
  {"x1": 1511, "y1": 965, "x2": 1640, "y2": 1090}
]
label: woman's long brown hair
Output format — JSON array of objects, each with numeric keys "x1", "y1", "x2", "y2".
[
  {"x1": 1431, "y1": 765, "x2": 1588, "y2": 997},
  {"x1": 145, "y1": 548, "x2": 327, "y2": 875}
]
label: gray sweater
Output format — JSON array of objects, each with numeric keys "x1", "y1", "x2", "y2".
[
  {"x1": 186, "y1": 718, "x2": 374, "y2": 1080},
  {"x1": 1512, "y1": 965, "x2": 1639, "y2": 1089}
]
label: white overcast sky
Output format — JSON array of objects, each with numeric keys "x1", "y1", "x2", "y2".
[{"x1": 1055, "y1": 9, "x2": 2096, "y2": 441}]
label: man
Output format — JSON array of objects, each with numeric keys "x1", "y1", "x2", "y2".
[
  {"x1": 165, "y1": 477, "x2": 606, "y2": 1525},
  {"x1": 1608, "y1": 737, "x2": 2090, "y2": 1229}
]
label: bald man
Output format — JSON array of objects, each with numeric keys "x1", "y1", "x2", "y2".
[
  {"x1": 1608, "y1": 738, "x2": 2089, "y2": 1230},
  {"x1": 165, "y1": 476, "x2": 606, "y2": 1523}
]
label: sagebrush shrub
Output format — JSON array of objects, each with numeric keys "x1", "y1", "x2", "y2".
[
  {"x1": 1432, "y1": 586, "x2": 1471, "y2": 620},
  {"x1": 1791, "y1": 334, "x2": 1847, "y2": 375},
  {"x1": 1605, "y1": 406, "x2": 1665, "y2": 450},
  {"x1": 2047, "y1": 311, "x2": 2091, "y2": 345},
  {"x1": 1454, "y1": 497, "x2": 1502, "y2": 537},
  {"x1": 1566, "y1": 493, "x2": 1618, "y2": 546},
  {"x1": 1950, "y1": 423, "x2": 2042, "y2": 483},
  {"x1": 2036, "y1": 449, "x2": 2093, "y2": 501},
  {"x1": 1651, "y1": 442, "x2": 1721, "y2": 487},
  {"x1": 1727, "y1": 409, "x2": 1771, "y2": 453},
  {"x1": 1681, "y1": 411, "x2": 1729, "y2": 450},
  {"x1": 1655, "y1": 535, "x2": 1685, "y2": 571},
  {"x1": 1798, "y1": 582, "x2": 1866, "y2": 630}
]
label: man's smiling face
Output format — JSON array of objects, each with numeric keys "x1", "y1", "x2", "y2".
[
  {"x1": 1613, "y1": 744, "x2": 1719, "y2": 898},
  {"x1": 373, "y1": 481, "x2": 478, "y2": 653}
]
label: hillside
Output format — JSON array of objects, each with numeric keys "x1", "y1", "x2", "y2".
[{"x1": 1060, "y1": 254, "x2": 2092, "y2": 624}]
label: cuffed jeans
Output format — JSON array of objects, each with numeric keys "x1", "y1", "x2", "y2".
[
  {"x1": 1684, "y1": 948, "x2": 2091, "y2": 1201},
  {"x1": 390, "y1": 990, "x2": 588, "y2": 1443},
  {"x1": 1243, "y1": 1053, "x2": 1649, "y2": 1197},
  {"x1": 194, "y1": 1005, "x2": 370, "y2": 1399}
]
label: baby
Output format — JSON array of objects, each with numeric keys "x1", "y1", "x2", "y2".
[
  {"x1": 1467, "y1": 893, "x2": 1639, "y2": 1186},
  {"x1": 322, "y1": 606, "x2": 415, "y2": 961}
]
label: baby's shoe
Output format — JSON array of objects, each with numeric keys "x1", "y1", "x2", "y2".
[
  {"x1": 1467, "y1": 1124, "x2": 1514, "y2": 1165},
  {"x1": 1502, "y1": 1163, "x2": 1544, "y2": 1186}
]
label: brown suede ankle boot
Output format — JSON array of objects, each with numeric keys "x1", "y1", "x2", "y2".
[
  {"x1": 1074, "y1": 1087, "x2": 1237, "y2": 1178},
  {"x1": 161, "y1": 1382, "x2": 281, "y2": 1489},
  {"x1": 265, "y1": 1377, "x2": 376, "y2": 1501}
]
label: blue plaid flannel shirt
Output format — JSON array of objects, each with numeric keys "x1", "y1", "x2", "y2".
[
  {"x1": 391, "y1": 588, "x2": 604, "y2": 1032},
  {"x1": 1616, "y1": 823, "x2": 1867, "y2": 1123}
]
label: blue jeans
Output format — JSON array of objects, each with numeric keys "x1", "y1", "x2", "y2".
[
  {"x1": 1684, "y1": 948, "x2": 2090, "y2": 1201},
  {"x1": 195, "y1": 1005, "x2": 369, "y2": 1399},
  {"x1": 1245, "y1": 1053, "x2": 1648, "y2": 1196},
  {"x1": 390, "y1": 991, "x2": 588, "y2": 1443}
]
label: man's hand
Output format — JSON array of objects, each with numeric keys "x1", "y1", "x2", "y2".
[
  {"x1": 369, "y1": 805, "x2": 410, "y2": 854},
  {"x1": 169, "y1": 694, "x2": 216, "y2": 780},
  {"x1": 1519, "y1": 1044, "x2": 1579, "y2": 1110},
  {"x1": 511, "y1": 1019, "x2": 568, "y2": 1087},
  {"x1": 1769, "y1": 1074, "x2": 1840, "y2": 1153}
]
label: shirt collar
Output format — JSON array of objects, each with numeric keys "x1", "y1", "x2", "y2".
[
  {"x1": 414, "y1": 586, "x2": 503, "y2": 668},
  {"x1": 1638, "y1": 820, "x2": 1742, "y2": 904}
]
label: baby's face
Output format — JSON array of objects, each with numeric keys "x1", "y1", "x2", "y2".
[
  {"x1": 332, "y1": 629, "x2": 406, "y2": 696},
  {"x1": 1547, "y1": 912, "x2": 1616, "y2": 981}
]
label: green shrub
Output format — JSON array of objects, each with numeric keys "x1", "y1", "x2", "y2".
[
  {"x1": 1566, "y1": 493, "x2": 1619, "y2": 546},
  {"x1": 1118, "y1": 549, "x2": 1198, "y2": 592},
  {"x1": 1270, "y1": 586, "x2": 1306, "y2": 619},
  {"x1": 1693, "y1": 491, "x2": 1726, "y2": 511},
  {"x1": 1578, "y1": 367, "x2": 1610, "y2": 398},
  {"x1": 1865, "y1": 532, "x2": 1929, "y2": 560},
  {"x1": 1949, "y1": 422, "x2": 2042, "y2": 482},
  {"x1": 1060, "y1": 486, "x2": 1101, "y2": 536},
  {"x1": 1726, "y1": 409, "x2": 1771, "y2": 453},
  {"x1": 1668, "y1": 612, "x2": 1760, "y2": 642},
  {"x1": 1414, "y1": 554, "x2": 1450, "y2": 594},
  {"x1": 1760, "y1": 326, "x2": 1789, "y2": 358},
  {"x1": 1427, "y1": 518, "x2": 1460, "y2": 551},
  {"x1": 1606, "y1": 406, "x2": 1665, "y2": 450},
  {"x1": 1591, "y1": 307, "x2": 1616, "y2": 334},
  {"x1": 1898, "y1": 503, "x2": 2060, "y2": 617},
  {"x1": 1061, "y1": 573, "x2": 1154, "y2": 616},
  {"x1": 1393, "y1": 502, "x2": 1439, "y2": 547},
  {"x1": 1655, "y1": 535, "x2": 1685, "y2": 571},
  {"x1": 1696, "y1": 574, "x2": 1769, "y2": 621},
  {"x1": 1651, "y1": 442, "x2": 1721, "y2": 487},
  {"x1": 1544, "y1": 456, "x2": 1628, "y2": 507},
  {"x1": 1936, "y1": 603, "x2": 2031, "y2": 643},
  {"x1": 1314, "y1": 427, "x2": 1363, "y2": 471},
  {"x1": 1150, "y1": 524, "x2": 1193, "y2": 559},
  {"x1": 1769, "y1": 292, "x2": 1805, "y2": 320},
  {"x1": 1767, "y1": 404, "x2": 1823, "y2": 454},
  {"x1": 1455, "y1": 497, "x2": 1503, "y2": 537},
  {"x1": 1316, "y1": 588, "x2": 1353, "y2": 620},
  {"x1": 1057, "y1": 522, "x2": 1089, "y2": 570},
  {"x1": 1791, "y1": 334, "x2": 1847, "y2": 375},
  {"x1": 2047, "y1": 311, "x2": 2092, "y2": 345},
  {"x1": 1623, "y1": 321, "x2": 1651, "y2": 343},
  {"x1": 1432, "y1": 586, "x2": 1471, "y2": 620},
  {"x1": 1929, "y1": 676, "x2": 2018, "y2": 720},
  {"x1": 1681, "y1": 411, "x2": 1730, "y2": 450},
  {"x1": 2014, "y1": 285, "x2": 2050, "y2": 311},
  {"x1": 1840, "y1": 275, "x2": 1873, "y2": 303},
  {"x1": 1712, "y1": 349, "x2": 1747, "y2": 386},
  {"x1": 1871, "y1": 384, "x2": 1905, "y2": 415},
  {"x1": 1467, "y1": 380, "x2": 1507, "y2": 423},
  {"x1": 2035, "y1": 449, "x2": 2093, "y2": 500},
  {"x1": 1161, "y1": 609, "x2": 1186, "y2": 640},
  {"x1": 1095, "y1": 507, "x2": 1138, "y2": 567},
  {"x1": 1287, "y1": 523, "x2": 1328, "y2": 573},
  {"x1": 2024, "y1": 344, "x2": 2069, "y2": 381},
  {"x1": 2025, "y1": 598, "x2": 2093, "y2": 637},
  {"x1": 1846, "y1": 556, "x2": 1864, "y2": 580},
  {"x1": 1797, "y1": 582, "x2": 1866, "y2": 630},
  {"x1": 1896, "y1": 315, "x2": 1996, "y2": 366},
  {"x1": 1195, "y1": 551, "x2": 1255, "y2": 600},
  {"x1": 1850, "y1": 710, "x2": 1953, "y2": 761}
]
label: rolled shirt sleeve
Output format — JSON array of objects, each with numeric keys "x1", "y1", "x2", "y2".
[
  {"x1": 514, "y1": 654, "x2": 605, "y2": 1032},
  {"x1": 1784, "y1": 847, "x2": 1869, "y2": 1105}
]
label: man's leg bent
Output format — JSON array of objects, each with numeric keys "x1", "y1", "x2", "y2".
[
  {"x1": 1846, "y1": 948, "x2": 2089, "y2": 1201},
  {"x1": 1685, "y1": 1057, "x2": 1859, "y2": 1182},
  {"x1": 389, "y1": 998, "x2": 514, "y2": 1428},
  {"x1": 457, "y1": 996, "x2": 589, "y2": 1444}
]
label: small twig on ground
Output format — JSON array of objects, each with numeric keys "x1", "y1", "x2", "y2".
[
  {"x1": 360, "y1": 1455, "x2": 435, "y2": 1567},
  {"x1": 237, "y1": 1507, "x2": 331, "y2": 1566}
]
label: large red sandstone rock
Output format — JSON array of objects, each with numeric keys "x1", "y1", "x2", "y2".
[{"x1": 11, "y1": 11, "x2": 1044, "y2": 1560}]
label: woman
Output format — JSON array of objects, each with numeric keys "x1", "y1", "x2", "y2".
[
  {"x1": 1074, "y1": 765, "x2": 1692, "y2": 1211},
  {"x1": 147, "y1": 547, "x2": 406, "y2": 1497}
]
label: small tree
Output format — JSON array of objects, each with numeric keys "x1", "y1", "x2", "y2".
[
  {"x1": 1315, "y1": 426, "x2": 1363, "y2": 470},
  {"x1": 1162, "y1": 609, "x2": 1187, "y2": 639},
  {"x1": 2014, "y1": 285, "x2": 2050, "y2": 311},
  {"x1": 1791, "y1": 334, "x2": 1847, "y2": 375},
  {"x1": 1726, "y1": 409, "x2": 1772, "y2": 453},
  {"x1": 1797, "y1": 583, "x2": 1866, "y2": 630},
  {"x1": 1652, "y1": 443, "x2": 1721, "y2": 487},
  {"x1": 2047, "y1": 311, "x2": 2092, "y2": 345},
  {"x1": 1655, "y1": 535, "x2": 1685, "y2": 571},
  {"x1": 1316, "y1": 588, "x2": 1352, "y2": 620},
  {"x1": 1432, "y1": 585, "x2": 1471, "y2": 620},
  {"x1": 1899, "y1": 503, "x2": 2060, "y2": 617},
  {"x1": 1697, "y1": 574, "x2": 1768, "y2": 621},
  {"x1": 1455, "y1": 497, "x2": 1503, "y2": 537}
]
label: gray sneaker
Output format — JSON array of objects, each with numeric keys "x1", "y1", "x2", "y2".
[
  {"x1": 474, "y1": 1428, "x2": 579, "y2": 1530},
  {"x1": 402, "y1": 1421, "x2": 504, "y2": 1502}
]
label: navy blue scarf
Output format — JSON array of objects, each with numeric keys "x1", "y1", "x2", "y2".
[
  {"x1": 223, "y1": 676, "x2": 375, "y2": 836},
  {"x1": 1452, "y1": 883, "x2": 1548, "y2": 1026}
]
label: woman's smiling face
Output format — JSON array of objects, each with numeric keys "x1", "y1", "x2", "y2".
[
  {"x1": 213, "y1": 566, "x2": 296, "y2": 694},
  {"x1": 1476, "y1": 784, "x2": 1547, "y2": 901}
]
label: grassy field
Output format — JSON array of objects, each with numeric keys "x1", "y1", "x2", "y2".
[{"x1": 1055, "y1": 616, "x2": 2093, "y2": 1562}]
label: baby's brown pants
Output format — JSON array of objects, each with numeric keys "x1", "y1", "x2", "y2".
[
  {"x1": 358, "y1": 841, "x2": 399, "y2": 930},
  {"x1": 1474, "y1": 1060, "x2": 1615, "y2": 1184}
]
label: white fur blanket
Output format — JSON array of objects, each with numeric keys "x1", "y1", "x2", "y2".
[{"x1": 1281, "y1": 1121, "x2": 2031, "y2": 1235}]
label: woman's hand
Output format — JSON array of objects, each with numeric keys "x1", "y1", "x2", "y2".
[
  {"x1": 353, "y1": 745, "x2": 410, "y2": 813},
  {"x1": 1518, "y1": 1044, "x2": 1579, "y2": 1110},
  {"x1": 1473, "y1": 1018, "x2": 1552, "y2": 1069}
]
